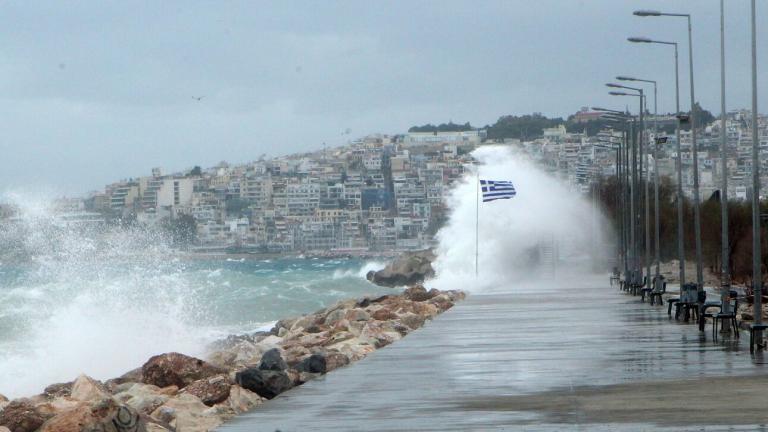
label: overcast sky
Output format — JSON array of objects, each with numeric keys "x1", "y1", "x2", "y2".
[{"x1": 0, "y1": 0, "x2": 766, "y2": 195}]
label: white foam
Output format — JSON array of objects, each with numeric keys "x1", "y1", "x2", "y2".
[
  {"x1": 331, "y1": 260, "x2": 386, "y2": 280},
  {"x1": 0, "y1": 195, "x2": 217, "y2": 398}
]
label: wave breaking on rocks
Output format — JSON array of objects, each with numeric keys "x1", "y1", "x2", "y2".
[{"x1": 0, "y1": 286, "x2": 465, "y2": 432}]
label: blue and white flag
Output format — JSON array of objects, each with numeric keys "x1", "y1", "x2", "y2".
[{"x1": 480, "y1": 180, "x2": 516, "y2": 202}]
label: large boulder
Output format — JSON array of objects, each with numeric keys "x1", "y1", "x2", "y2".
[
  {"x1": 0, "y1": 399, "x2": 49, "y2": 432},
  {"x1": 295, "y1": 353, "x2": 326, "y2": 374},
  {"x1": 114, "y1": 383, "x2": 169, "y2": 415},
  {"x1": 219, "y1": 386, "x2": 263, "y2": 414},
  {"x1": 105, "y1": 368, "x2": 143, "y2": 392},
  {"x1": 39, "y1": 398, "x2": 146, "y2": 432},
  {"x1": 360, "y1": 321, "x2": 403, "y2": 348},
  {"x1": 324, "y1": 352, "x2": 351, "y2": 372},
  {"x1": 398, "y1": 312, "x2": 427, "y2": 330},
  {"x1": 70, "y1": 374, "x2": 110, "y2": 402},
  {"x1": 403, "y1": 285, "x2": 437, "y2": 302},
  {"x1": 141, "y1": 352, "x2": 226, "y2": 389},
  {"x1": 258, "y1": 348, "x2": 287, "y2": 371},
  {"x1": 366, "y1": 250, "x2": 435, "y2": 287},
  {"x1": 43, "y1": 382, "x2": 72, "y2": 399},
  {"x1": 181, "y1": 375, "x2": 232, "y2": 407},
  {"x1": 371, "y1": 308, "x2": 398, "y2": 321},
  {"x1": 234, "y1": 368, "x2": 292, "y2": 400},
  {"x1": 150, "y1": 394, "x2": 222, "y2": 432}
]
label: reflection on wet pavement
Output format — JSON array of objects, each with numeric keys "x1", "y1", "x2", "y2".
[{"x1": 218, "y1": 278, "x2": 768, "y2": 431}]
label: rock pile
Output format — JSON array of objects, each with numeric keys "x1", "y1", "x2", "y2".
[{"x1": 0, "y1": 287, "x2": 465, "y2": 432}]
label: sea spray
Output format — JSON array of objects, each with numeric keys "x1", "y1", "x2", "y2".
[
  {"x1": 0, "y1": 196, "x2": 211, "y2": 398},
  {"x1": 0, "y1": 196, "x2": 392, "y2": 397},
  {"x1": 427, "y1": 146, "x2": 611, "y2": 293},
  {"x1": 332, "y1": 260, "x2": 387, "y2": 280}
]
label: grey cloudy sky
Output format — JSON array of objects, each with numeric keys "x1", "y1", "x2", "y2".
[{"x1": 0, "y1": 0, "x2": 766, "y2": 195}]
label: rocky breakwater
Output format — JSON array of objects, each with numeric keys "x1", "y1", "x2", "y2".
[
  {"x1": 367, "y1": 250, "x2": 435, "y2": 287},
  {"x1": 0, "y1": 286, "x2": 465, "y2": 432}
]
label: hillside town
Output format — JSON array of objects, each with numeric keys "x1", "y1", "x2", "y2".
[{"x1": 1, "y1": 108, "x2": 767, "y2": 254}]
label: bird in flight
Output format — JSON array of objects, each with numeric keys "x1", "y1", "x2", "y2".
[{"x1": 192, "y1": 96, "x2": 204, "y2": 101}]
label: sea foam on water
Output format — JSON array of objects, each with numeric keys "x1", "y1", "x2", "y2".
[{"x1": 428, "y1": 145, "x2": 610, "y2": 294}]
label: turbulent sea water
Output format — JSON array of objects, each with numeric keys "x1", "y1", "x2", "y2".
[{"x1": 0, "y1": 253, "x2": 388, "y2": 398}]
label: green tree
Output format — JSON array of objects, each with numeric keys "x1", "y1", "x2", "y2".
[
  {"x1": 692, "y1": 102, "x2": 715, "y2": 126},
  {"x1": 485, "y1": 113, "x2": 565, "y2": 140},
  {"x1": 408, "y1": 121, "x2": 474, "y2": 133}
]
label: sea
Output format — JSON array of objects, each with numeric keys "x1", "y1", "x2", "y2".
[{"x1": 0, "y1": 249, "x2": 390, "y2": 398}]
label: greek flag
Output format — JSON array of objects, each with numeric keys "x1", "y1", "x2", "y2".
[{"x1": 480, "y1": 180, "x2": 516, "y2": 202}]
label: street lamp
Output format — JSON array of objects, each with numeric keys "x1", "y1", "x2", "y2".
[
  {"x1": 628, "y1": 35, "x2": 687, "y2": 301},
  {"x1": 718, "y1": 0, "x2": 732, "y2": 331},
  {"x1": 748, "y1": 0, "x2": 762, "y2": 347},
  {"x1": 595, "y1": 141, "x2": 623, "y2": 272},
  {"x1": 618, "y1": 76, "x2": 658, "y2": 295},
  {"x1": 608, "y1": 86, "x2": 649, "y2": 292},
  {"x1": 634, "y1": 9, "x2": 704, "y2": 304},
  {"x1": 594, "y1": 108, "x2": 631, "y2": 276},
  {"x1": 591, "y1": 107, "x2": 627, "y2": 115},
  {"x1": 609, "y1": 90, "x2": 645, "y2": 290}
]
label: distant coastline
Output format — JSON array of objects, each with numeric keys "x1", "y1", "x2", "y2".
[{"x1": 181, "y1": 249, "x2": 401, "y2": 261}]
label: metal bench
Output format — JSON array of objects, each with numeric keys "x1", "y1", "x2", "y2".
[
  {"x1": 699, "y1": 300, "x2": 722, "y2": 332},
  {"x1": 673, "y1": 283, "x2": 702, "y2": 322},
  {"x1": 667, "y1": 297, "x2": 680, "y2": 316},
  {"x1": 640, "y1": 275, "x2": 662, "y2": 303},
  {"x1": 712, "y1": 291, "x2": 739, "y2": 341},
  {"x1": 610, "y1": 267, "x2": 621, "y2": 287},
  {"x1": 631, "y1": 275, "x2": 647, "y2": 297},
  {"x1": 649, "y1": 277, "x2": 666, "y2": 306},
  {"x1": 749, "y1": 323, "x2": 768, "y2": 353}
]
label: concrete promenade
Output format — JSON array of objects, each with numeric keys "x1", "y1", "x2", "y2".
[{"x1": 219, "y1": 277, "x2": 768, "y2": 431}]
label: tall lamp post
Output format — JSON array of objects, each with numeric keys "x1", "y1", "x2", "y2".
[
  {"x1": 718, "y1": 0, "x2": 732, "y2": 330},
  {"x1": 618, "y1": 76, "x2": 659, "y2": 291},
  {"x1": 609, "y1": 85, "x2": 645, "y2": 289},
  {"x1": 628, "y1": 36, "x2": 686, "y2": 298},
  {"x1": 594, "y1": 108, "x2": 631, "y2": 276},
  {"x1": 595, "y1": 141, "x2": 623, "y2": 271},
  {"x1": 748, "y1": 0, "x2": 762, "y2": 347},
  {"x1": 634, "y1": 9, "x2": 704, "y2": 300}
]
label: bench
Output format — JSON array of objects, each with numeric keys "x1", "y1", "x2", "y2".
[
  {"x1": 610, "y1": 267, "x2": 621, "y2": 287},
  {"x1": 673, "y1": 283, "x2": 703, "y2": 322},
  {"x1": 712, "y1": 291, "x2": 739, "y2": 341},
  {"x1": 649, "y1": 277, "x2": 667, "y2": 306},
  {"x1": 750, "y1": 323, "x2": 768, "y2": 353}
]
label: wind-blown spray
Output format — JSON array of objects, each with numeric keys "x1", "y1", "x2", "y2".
[
  {"x1": 0, "y1": 195, "x2": 211, "y2": 398},
  {"x1": 427, "y1": 146, "x2": 610, "y2": 293}
]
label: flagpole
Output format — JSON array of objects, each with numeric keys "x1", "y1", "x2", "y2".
[{"x1": 475, "y1": 171, "x2": 480, "y2": 277}]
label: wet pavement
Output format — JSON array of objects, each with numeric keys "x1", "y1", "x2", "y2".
[{"x1": 218, "y1": 276, "x2": 768, "y2": 431}]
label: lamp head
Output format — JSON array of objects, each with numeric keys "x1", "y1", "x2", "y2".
[
  {"x1": 628, "y1": 36, "x2": 652, "y2": 43},
  {"x1": 634, "y1": 10, "x2": 662, "y2": 17},
  {"x1": 605, "y1": 83, "x2": 622, "y2": 88},
  {"x1": 616, "y1": 76, "x2": 635, "y2": 81},
  {"x1": 609, "y1": 91, "x2": 628, "y2": 96}
]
